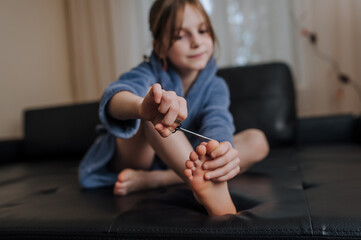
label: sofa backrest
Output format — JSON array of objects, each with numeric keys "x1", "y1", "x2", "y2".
[
  {"x1": 218, "y1": 62, "x2": 297, "y2": 147},
  {"x1": 22, "y1": 62, "x2": 296, "y2": 159},
  {"x1": 24, "y1": 102, "x2": 100, "y2": 159}
]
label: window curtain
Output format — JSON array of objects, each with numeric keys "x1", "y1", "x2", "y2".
[
  {"x1": 66, "y1": 0, "x2": 361, "y2": 116},
  {"x1": 65, "y1": 0, "x2": 152, "y2": 102}
]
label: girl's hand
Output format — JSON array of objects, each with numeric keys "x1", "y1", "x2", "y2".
[
  {"x1": 202, "y1": 140, "x2": 240, "y2": 182},
  {"x1": 139, "y1": 83, "x2": 188, "y2": 137}
]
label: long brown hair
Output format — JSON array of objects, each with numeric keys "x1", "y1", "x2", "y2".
[{"x1": 149, "y1": 0, "x2": 217, "y2": 60}]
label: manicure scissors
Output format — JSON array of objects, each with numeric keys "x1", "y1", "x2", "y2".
[{"x1": 172, "y1": 120, "x2": 214, "y2": 141}]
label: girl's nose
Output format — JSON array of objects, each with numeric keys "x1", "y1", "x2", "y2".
[{"x1": 191, "y1": 34, "x2": 202, "y2": 48}]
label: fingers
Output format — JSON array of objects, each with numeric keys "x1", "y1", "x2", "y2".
[
  {"x1": 154, "y1": 123, "x2": 177, "y2": 137},
  {"x1": 203, "y1": 146, "x2": 238, "y2": 170},
  {"x1": 201, "y1": 141, "x2": 241, "y2": 181},
  {"x1": 152, "y1": 83, "x2": 162, "y2": 104},
  {"x1": 212, "y1": 166, "x2": 240, "y2": 182},
  {"x1": 158, "y1": 91, "x2": 187, "y2": 126},
  {"x1": 161, "y1": 95, "x2": 179, "y2": 126},
  {"x1": 150, "y1": 87, "x2": 187, "y2": 137},
  {"x1": 204, "y1": 157, "x2": 241, "y2": 180},
  {"x1": 158, "y1": 91, "x2": 175, "y2": 116},
  {"x1": 208, "y1": 141, "x2": 231, "y2": 159},
  {"x1": 177, "y1": 97, "x2": 188, "y2": 122}
]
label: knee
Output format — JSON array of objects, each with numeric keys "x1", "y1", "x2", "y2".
[
  {"x1": 237, "y1": 129, "x2": 269, "y2": 162},
  {"x1": 249, "y1": 129, "x2": 269, "y2": 161}
]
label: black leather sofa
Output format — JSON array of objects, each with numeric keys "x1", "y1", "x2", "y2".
[{"x1": 1, "y1": 63, "x2": 361, "y2": 239}]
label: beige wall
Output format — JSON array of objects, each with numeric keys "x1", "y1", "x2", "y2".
[{"x1": 0, "y1": 0, "x2": 74, "y2": 140}]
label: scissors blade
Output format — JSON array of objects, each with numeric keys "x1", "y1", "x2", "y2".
[{"x1": 178, "y1": 127, "x2": 214, "y2": 141}]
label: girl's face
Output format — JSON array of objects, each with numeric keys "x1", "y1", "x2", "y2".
[{"x1": 166, "y1": 4, "x2": 213, "y2": 76}]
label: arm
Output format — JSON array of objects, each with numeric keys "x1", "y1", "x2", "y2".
[
  {"x1": 107, "y1": 83, "x2": 188, "y2": 137},
  {"x1": 107, "y1": 91, "x2": 143, "y2": 120}
]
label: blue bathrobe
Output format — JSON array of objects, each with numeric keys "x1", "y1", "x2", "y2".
[{"x1": 78, "y1": 53, "x2": 235, "y2": 188}]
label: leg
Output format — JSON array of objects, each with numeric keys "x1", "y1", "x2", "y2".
[
  {"x1": 114, "y1": 168, "x2": 182, "y2": 195},
  {"x1": 111, "y1": 121, "x2": 183, "y2": 195},
  {"x1": 184, "y1": 142, "x2": 236, "y2": 216},
  {"x1": 110, "y1": 122, "x2": 155, "y2": 172},
  {"x1": 141, "y1": 120, "x2": 194, "y2": 182},
  {"x1": 233, "y1": 129, "x2": 269, "y2": 173},
  {"x1": 144, "y1": 121, "x2": 237, "y2": 215},
  {"x1": 112, "y1": 120, "x2": 190, "y2": 195}
]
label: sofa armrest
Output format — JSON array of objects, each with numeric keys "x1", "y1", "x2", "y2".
[
  {"x1": 296, "y1": 114, "x2": 357, "y2": 145},
  {"x1": 0, "y1": 139, "x2": 24, "y2": 165}
]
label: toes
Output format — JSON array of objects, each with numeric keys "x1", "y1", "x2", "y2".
[
  {"x1": 196, "y1": 145, "x2": 207, "y2": 156},
  {"x1": 113, "y1": 182, "x2": 129, "y2": 195},
  {"x1": 114, "y1": 179, "x2": 132, "y2": 196},
  {"x1": 185, "y1": 160, "x2": 196, "y2": 170},
  {"x1": 184, "y1": 169, "x2": 193, "y2": 180},
  {"x1": 194, "y1": 159, "x2": 203, "y2": 168},
  {"x1": 190, "y1": 151, "x2": 199, "y2": 162},
  {"x1": 206, "y1": 140, "x2": 219, "y2": 155},
  {"x1": 114, "y1": 181, "x2": 129, "y2": 189},
  {"x1": 118, "y1": 169, "x2": 130, "y2": 182},
  {"x1": 114, "y1": 187, "x2": 127, "y2": 196}
]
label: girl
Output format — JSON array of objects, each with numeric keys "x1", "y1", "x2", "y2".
[{"x1": 79, "y1": 0, "x2": 269, "y2": 216}]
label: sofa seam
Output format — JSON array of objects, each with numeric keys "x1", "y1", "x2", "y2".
[{"x1": 296, "y1": 154, "x2": 314, "y2": 235}]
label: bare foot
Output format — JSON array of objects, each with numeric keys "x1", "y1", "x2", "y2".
[
  {"x1": 113, "y1": 168, "x2": 182, "y2": 195},
  {"x1": 184, "y1": 142, "x2": 236, "y2": 216}
]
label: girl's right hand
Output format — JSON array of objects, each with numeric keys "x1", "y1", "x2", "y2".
[{"x1": 139, "y1": 83, "x2": 188, "y2": 137}]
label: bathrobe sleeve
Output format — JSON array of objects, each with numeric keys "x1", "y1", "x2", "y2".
[
  {"x1": 196, "y1": 77, "x2": 235, "y2": 146},
  {"x1": 99, "y1": 62, "x2": 156, "y2": 139}
]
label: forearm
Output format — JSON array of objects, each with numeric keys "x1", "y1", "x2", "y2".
[{"x1": 107, "y1": 91, "x2": 142, "y2": 120}]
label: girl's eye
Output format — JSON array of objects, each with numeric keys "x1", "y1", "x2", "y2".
[
  {"x1": 176, "y1": 35, "x2": 184, "y2": 40},
  {"x1": 199, "y1": 29, "x2": 208, "y2": 34}
]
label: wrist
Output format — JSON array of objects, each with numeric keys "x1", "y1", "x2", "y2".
[{"x1": 136, "y1": 97, "x2": 143, "y2": 119}]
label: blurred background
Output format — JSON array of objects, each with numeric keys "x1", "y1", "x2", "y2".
[{"x1": 1, "y1": 0, "x2": 360, "y2": 140}]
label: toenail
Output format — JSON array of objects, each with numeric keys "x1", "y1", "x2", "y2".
[
  {"x1": 203, "y1": 164, "x2": 208, "y2": 169},
  {"x1": 206, "y1": 173, "x2": 211, "y2": 179}
]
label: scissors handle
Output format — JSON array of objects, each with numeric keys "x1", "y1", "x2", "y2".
[{"x1": 173, "y1": 120, "x2": 214, "y2": 141}]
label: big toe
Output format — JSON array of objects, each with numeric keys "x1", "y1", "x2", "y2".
[
  {"x1": 118, "y1": 168, "x2": 132, "y2": 182},
  {"x1": 196, "y1": 145, "x2": 207, "y2": 156},
  {"x1": 206, "y1": 140, "x2": 219, "y2": 154},
  {"x1": 113, "y1": 181, "x2": 129, "y2": 195}
]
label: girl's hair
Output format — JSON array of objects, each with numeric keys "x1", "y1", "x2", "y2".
[{"x1": 149, "y1": 0, "x2": 217, "y2": 60}]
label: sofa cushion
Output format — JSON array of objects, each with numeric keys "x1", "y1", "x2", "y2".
[
  {"x1": 218, "y1": 62, "x2": 296, "y2": 147},
  {"x1": 1, "y1": 144, "x2": 361, "y2": 239},
  {"x1": 23, "y1": 102, "x2": 100, "y2": 159}
]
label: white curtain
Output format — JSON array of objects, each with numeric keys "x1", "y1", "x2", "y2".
[
  {"x1": 66, "y1": 0, "x2": 153, "y2": 102},
  {"x1": 67, "y1": 0, "x2": 361, "y2": 116}
]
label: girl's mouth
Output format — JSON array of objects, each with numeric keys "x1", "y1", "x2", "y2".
[{"x1": 188, "y1": 52, "x2": 204, "y2": 59}]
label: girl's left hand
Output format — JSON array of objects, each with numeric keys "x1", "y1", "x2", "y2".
[{"x1": 202, "y1": 140, "x2": 241, "y2": 182}]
